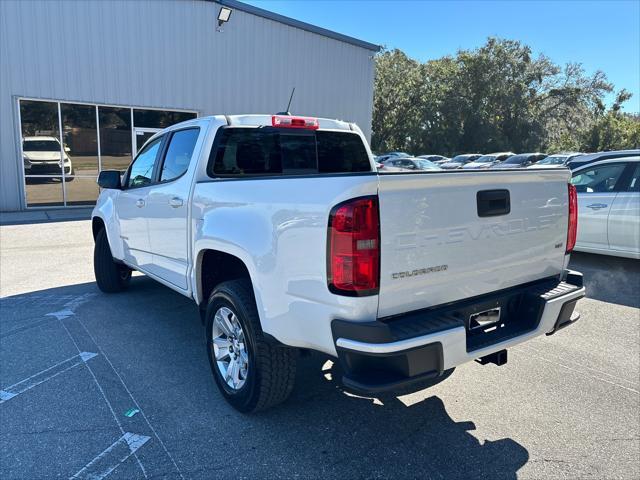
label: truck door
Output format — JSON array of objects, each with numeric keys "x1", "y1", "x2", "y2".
[
  {"x1": 145, "y1": 127, "x2": 202, "y2": 290},
  {"x1": 608, "y1": 163, "x2": 640, "y2": 255},
  {"x1": 115, "y1": 135, "x2": 164, "y2": 269},
  {"x1": 571, "y1": 162, "x2": 627, "y2": 251}
]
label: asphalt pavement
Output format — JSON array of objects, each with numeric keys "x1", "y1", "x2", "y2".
[{"x1": 0, "y1": 219, "x2": 638, "y2": 479}]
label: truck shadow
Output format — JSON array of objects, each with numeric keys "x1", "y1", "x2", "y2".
[
  {"x1": 253, "y1": 352, "x2": 530, "y2": 479},
  {"x1": 1, "y1": 277, "x2": 529, "y2": 479},
  {"x1": 569, "y1": 252, "x2": 639, "y2": 308}
]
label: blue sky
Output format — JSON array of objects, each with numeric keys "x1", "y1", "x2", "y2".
[{"x1": 245, "y1": 0, "x2": 640, "y2": 113}]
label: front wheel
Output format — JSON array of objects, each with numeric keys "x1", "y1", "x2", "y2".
[
  {"x1": 205, "y1": 280, "x2": 297, "y2": 412},
  {"x1": 93, "y1": 228, "x2": 131, "y2": 293}
]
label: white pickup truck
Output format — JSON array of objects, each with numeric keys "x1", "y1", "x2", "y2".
[{"x1": 92, "y1": 114, "x2": 585, "y2": 412}]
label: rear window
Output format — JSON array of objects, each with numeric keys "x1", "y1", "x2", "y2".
[{"x1": 208, "y1": 128, "x2": 372, "y2": 177}]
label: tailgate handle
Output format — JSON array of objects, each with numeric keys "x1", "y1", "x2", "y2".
[{"x1": 477, "y1": 189, "x2": 510, "y2": 217}]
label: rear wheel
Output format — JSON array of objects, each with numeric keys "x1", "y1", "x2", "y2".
[
  {"x1": 93, "y1": 228, "x2": 131, "y2": 293},
  {"x1": 205, "y1": 280, "x2": 297, "y2": 412}
]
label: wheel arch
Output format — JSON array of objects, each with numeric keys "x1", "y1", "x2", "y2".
[
  {"x1": 194, "y1": 246, "x2": 258, "y2": 312},
  {"x1": 92, "y1": 216, "x2": 106, "y2": 242}
]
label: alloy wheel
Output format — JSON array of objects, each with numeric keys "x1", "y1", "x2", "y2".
[{"x1": 211, "y1": 306, "x2": 249, "y2": 390}]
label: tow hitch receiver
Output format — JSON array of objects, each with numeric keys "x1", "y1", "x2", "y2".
[{"x1": 476, "y1": 349, "x2": 508, "y2": 366}]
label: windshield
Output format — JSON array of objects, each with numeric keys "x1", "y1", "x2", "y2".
[
  {"x1": 537, "y1": 155, "x2": 567, "y2": 165},
  {"x1": 23, "y1": 140, "x2": 60, "y2": 152},
  {"x1": 475, "y1": 155, "x2": 497, "y2": 163}
]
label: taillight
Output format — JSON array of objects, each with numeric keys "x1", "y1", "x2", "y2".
[
  {"x1": 567, "y1": 183, "x2": 578, "y2": 253},
  {"x1": 327, "y1": 196, "x2": 380, "y2": 296},
  {"x1": 272, "y1": 115, "x2": 319, "y2": 130}
]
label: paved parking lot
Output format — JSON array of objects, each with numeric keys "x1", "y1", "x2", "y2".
[{"x1": 1, "y1": 219, "x2": 638, "y2": 479}]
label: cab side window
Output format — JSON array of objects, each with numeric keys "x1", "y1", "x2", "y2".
[
  {"x1": 570, "y1": 164, "x2": 627, "y2": 193},
  {"x1": 127, "y1": 136, "x2": 163, "y2": 188},
  {"x1": 160, "y1": 128, "x2": 200, "y2": 182}
]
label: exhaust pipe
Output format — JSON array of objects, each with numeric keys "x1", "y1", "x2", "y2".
[{"x1": 476, "y1": 349, "x2": 508, "y2": 366}]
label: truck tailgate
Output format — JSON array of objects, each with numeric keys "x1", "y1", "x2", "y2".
[{"x1": 377, "y1": 169, "x2": 571, "y2": 318}]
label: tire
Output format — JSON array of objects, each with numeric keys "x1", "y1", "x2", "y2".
[
  {"x1": 205, "y1": 279, "x2": 297, "y2": 413},
  {"x1": 93, "y1": 228, "x2": 131, "y2": 293}
]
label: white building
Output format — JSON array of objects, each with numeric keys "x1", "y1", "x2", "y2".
[{"x1": 0, "y1": 0, "x2": 378, "y2": 211}]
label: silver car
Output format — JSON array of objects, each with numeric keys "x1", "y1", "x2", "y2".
[
  {"x1": 570, "y1": 156, "x2": 639, "y2": 259},
  {"x1": 381, "y1": 157, "x2": 442, "y2": 172}
]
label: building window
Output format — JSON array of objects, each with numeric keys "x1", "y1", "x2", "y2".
[
  {"x1": 133, "y1": 109, "x2": 196, "y2": 129},
  {"x1": 18, "y1": 99, "x2": 197, "y2": 208},
  {"x1": 99, "y1": 106, "x2": 132, "y2": 171},
  {"x1": 61, "y1": 103, "x2": 99, "y2": 205},
  {"x1": 20, "y1": 100, "x2": 65, "y2": 207}
]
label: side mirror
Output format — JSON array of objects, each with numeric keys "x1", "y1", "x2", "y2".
[{"x1": 97, "y1": 170, "x2": 122, "y2": 189}]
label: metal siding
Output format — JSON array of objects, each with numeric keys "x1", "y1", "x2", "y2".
[{"x1": 0, "y1": 0, "x2": 374, "y2": 211}]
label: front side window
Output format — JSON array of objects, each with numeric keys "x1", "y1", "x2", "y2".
[
  {"x1": 571, "y1": 163, "x2": 627, "y2": 193},
  {"x1": 160, "y1": 128, "x2": 200, "y2": 182},
  {"x1": 127, "y1": 136, "x2": 163, "y2": 188},
  {"x1": 209, "y1": 128, "x2": 371, "y2": 177}
]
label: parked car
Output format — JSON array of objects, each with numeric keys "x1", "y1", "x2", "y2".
[
  {"x1": 92, "y1": 113, "x2": 585, "y2": 412},
  {"x1": 529, "y1": 152, "x2": 583, "y2": 168},
  {"x1": 418, "y1": 155, "x2": 449, "y2": 164},
  {"x1": 22, "y1": 136, "x2": 74, "y2": 177},
  {"x1": 376, "y1": 151, "x2": 410, "y2": 163},
  {"x1": 567, "y1": 150, "x2": 640, "y2": 170},
  {"x1": 491, "y1": 153, "x2": 547, "y2": 169},
  {"x1": 462, "y1": 152, "x2": 515, "y2": 169},
  {"x1": 570, "y1": 156, "x2": 639, "y2": 259},
  {"x1": 440, "y1": 154, "x2": 483, "y2": 170},
  {"x1": 381, "y1": 157, "x2": 442, "y2": 171}
]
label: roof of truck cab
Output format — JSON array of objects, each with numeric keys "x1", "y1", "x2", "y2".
[{"x1": 222, "y1": 114, "x2": 354, "y2": 131}]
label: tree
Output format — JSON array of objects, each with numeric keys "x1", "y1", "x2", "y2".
[
  {"x1": 371, "y1": 38, "x2": 635, "y2": 156},
  {"x1": 371, "y1": 49, "x2": 425, "y2": 153}
]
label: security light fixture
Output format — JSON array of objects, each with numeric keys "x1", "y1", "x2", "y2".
[{"x1": 218, "y1": 6, "x2": 232, "y2": 27}]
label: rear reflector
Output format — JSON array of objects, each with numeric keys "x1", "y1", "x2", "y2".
[
  {"x1": 327, "y1": 196, "x2": 380, "y2": 296},
  {"x1": 272, "y1": 115, "x2": 319, "y2": 130},
  {"x1": 566, "y1": 183, "x2": 578, "y2": 253}
]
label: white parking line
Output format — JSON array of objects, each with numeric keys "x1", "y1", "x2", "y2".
[
  {"x1": 76, "y1": 317, "x2": 185, "y2": 479},
  {"x1": 56, "y1": 320, "x2": 149, "y2": 478},
  {"x1": 70, "y1": 432, "x2": 150, "y2": 480},
  {"x1": 0, "y1": 352, "x2": 97, "y2": 404}
]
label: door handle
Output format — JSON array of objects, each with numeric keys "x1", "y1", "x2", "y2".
[
  {"x1": 136, "y1": 198, "x2": 145, "y2": 208},
  {"x1": 586, "y1": 203, "x2": 607, "y2": 210},
  {"x1": 169, "y1": 197, "x2": 183, "y2": 208}
]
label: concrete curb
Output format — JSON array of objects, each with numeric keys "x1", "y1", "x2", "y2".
[{"x1": 0, "y1": 208, "x2": 92, "y2": 226}]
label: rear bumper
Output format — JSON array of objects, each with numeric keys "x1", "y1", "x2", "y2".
[{"x1": 331, "y1": 270, "x2": 585, "y2": 394}]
